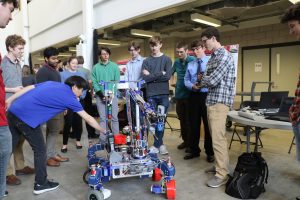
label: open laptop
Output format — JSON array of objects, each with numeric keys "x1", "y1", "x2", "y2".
[
  {"x1": 264, "y1": 97, "x2": 294, "y2": 122},
  {"x1": 258, "y1": 91, "x2": 289, "y2": 114}
]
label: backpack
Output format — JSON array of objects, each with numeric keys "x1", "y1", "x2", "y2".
[{"x1": 225, "y1": 152, "x2": 269, "y2": 199}]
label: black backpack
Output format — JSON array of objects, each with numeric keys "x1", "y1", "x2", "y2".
[{"x1": 225, "y1": 152, "x2": 269, "y2": 199}]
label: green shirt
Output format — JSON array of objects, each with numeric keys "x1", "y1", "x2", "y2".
[
  {"x1": 91, "y1": 60, "x2": 120, "y2": 94},
  {"x1": 171, "y1": 55, "x2": 195, "y2": 99}
]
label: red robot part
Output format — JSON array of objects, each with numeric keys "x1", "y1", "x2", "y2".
[
  {"x1": 114, "y1": 134, "x2": 127, "y2": 145},
  {"x1": 166, "y1": 180, "x2": 176, "y2": 200},
  {"x1": 152, "y1": 168, "x2": 162, "y2": 182}
]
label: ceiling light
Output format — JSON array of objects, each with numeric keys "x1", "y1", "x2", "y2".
[
  {"x1": 191, "y1": 13, "x2": 221, "y2": 27},
  {"x1": 98, "y1": 39, "x2": 121, "y2": 46},
  {"x1": 130, "y1": 29, "x2": 160, "y2": 38},
  {"x1": 69, "y1": 47, "x2": 76, "y2": 52},
  {"x1": 289, "y1": 0, "x2": 300, "y2": 3},
  {"x1": 58, "y1": 53, "x2": 72, "y2": 57},
  {"x1": 192, "y1": 27, "x2": 202, "y2": 31}
]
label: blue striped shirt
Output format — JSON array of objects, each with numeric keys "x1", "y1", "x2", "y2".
[
  {"x1": 124, "y1": 56, "x2": 144, "y2": 88},
  {"x1": 201, "y1": 47, "x2": 236, "y2": 107},
  {"x1": 184, "y1": 56, "x2": 209, "y2": 93}
]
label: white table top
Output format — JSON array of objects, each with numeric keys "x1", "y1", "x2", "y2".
[{"x1": 227, "y1": 111, "x2": 292, "y2": 131}]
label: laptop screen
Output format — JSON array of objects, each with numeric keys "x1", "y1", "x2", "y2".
[
  {"x1": 278, "y1": 97, "x2": 294, "y2": 113},
  {"x1": 259, "y1": 91, "x2": 289, "y2": 109}
]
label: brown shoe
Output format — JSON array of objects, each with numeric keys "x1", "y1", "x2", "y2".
[
  {"x1": 6, "y1": 175, "x2": 21, "y2": 185},
  {"x1": 47, "y1": 158, "x2": 60, "y2": 167},
  {"x1": 16, "y1": 166, "x2": 35, "y2": 176},
  {"x1": 52, "y1": 154, "x2": 69, "y2": 162}
]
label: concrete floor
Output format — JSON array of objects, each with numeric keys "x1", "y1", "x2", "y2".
[{"x1": 4, "y1": 118, "x2": 300, "y2": 200}]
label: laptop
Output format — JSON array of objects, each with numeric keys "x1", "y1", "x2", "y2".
[
  {"x1": 258, "y1": 91, "x2": 289, "y2": 113},
  {"x1": 264, "y1": 97, "x2": 294, "y2": 122}
]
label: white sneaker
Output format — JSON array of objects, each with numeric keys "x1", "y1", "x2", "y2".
[
  {"x1": 102, "y1": 188, "x2": 111, "y2": 199},
  {"x1": 159, "y1": 145, "x2": 168, "y2": 155},
  {"x1": 149, "y1": 146, "x2": 159, "y2": 154}
]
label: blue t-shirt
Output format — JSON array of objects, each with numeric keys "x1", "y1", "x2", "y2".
[{"x1": 9, "y1": 81, "x2": 83, "y2": 128}]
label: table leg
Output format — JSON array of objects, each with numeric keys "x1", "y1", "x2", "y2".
[{"x1": 245, "y1": 126, "x2": 251, "y2": 153}]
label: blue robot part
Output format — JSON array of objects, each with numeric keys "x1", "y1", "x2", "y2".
[{"x1": 84, "y1": 81, "x2": 176, "y2": 200}]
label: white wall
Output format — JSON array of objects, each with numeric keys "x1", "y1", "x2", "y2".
[
  {"x1": 28, "y1": 0, "x2": 82, "y2": 52},
  {"x1": 0, "y1": 11, "x2": 23, "y2": 55},
  {"x1": 2, "y1": 0, "x2": 195, "y2": 54},
  {"x1": 94, "y1": 0, "x2": 194, "y2": 29}
]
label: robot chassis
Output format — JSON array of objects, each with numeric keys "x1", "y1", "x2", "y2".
[{"x1": 83, "y1": 81, "x2": 176, "y2": 200}]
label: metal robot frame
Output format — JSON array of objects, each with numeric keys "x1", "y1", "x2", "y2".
[{"x1": 83, "y1": 80, "x2": 176, "y2": 200}]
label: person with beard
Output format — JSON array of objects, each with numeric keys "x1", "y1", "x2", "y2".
[{"x1": 36, "y1": 47, "x2": 69, "y2": 167}]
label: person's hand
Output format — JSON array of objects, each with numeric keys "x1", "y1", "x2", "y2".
[
  {"x1": 96, "y1": 91, "x2": 105, "y2": 101},
  {"x1": 5, "y1": 99, "x2": 12, "y2": 111},
  {"x1": 192, "y1": 84, "x2": 200, "y2": 90},
  {"x1": 14, "y1": 86, "x2": 23, "y2": 93},
  {"x1": 143, "y1": 69, "x2": 150, "y2": 75},
  {"x1": 197, "y1": 73, "x2": 203, "y2": 81}
]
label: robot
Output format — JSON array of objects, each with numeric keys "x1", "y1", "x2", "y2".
[{"x1": 83, "y1": 81, "x2": 176, "y2": 200}]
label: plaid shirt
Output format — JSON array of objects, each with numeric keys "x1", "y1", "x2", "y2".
[
  {"x1": 201, "y1": 47, "x2": 236, "y2": 108},
  {"x1": 289, "y1": 73, "x2": 300, "y2": 126}
]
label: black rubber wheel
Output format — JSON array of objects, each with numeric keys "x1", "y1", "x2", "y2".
[
  {"x1": 87, "y1": 189, "x2": 104, "y2": 200},
  {"x1": 83, "y1": 169, "x2": 91, "y2": 184}
]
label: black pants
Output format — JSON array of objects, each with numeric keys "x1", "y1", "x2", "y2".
[
  {"x1": 176, "y1": 99, "x2": 190, "y2": 144},
  {"x1": 7, "y1": 112, "x2": 47, "y2": 185},
  {"x1": 188, "y1": 92, "x2": 214, "y2": 156},
  {"x1": 63, "y1": 109, "x2": 83, "y2": 145},
  {"x1": 83, "y1": 92, "x2": 96, "y2": 136}
]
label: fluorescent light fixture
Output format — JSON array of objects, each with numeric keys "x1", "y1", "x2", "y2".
[
  {"x1": 98, "y1": 39, "x2": 121, "y2": 46},
  {"x1": 289, "y1": 0, "x2": 300, "y2": 3},
  {"x1": 58, "y1": 53, "x2": 72, "y2": 57},
  {"x1": 37, "y1": 57, "x2": 45, "y2": 61},
  {"x1": 69, "y1": 47, "x2": 76, "y2": 52},
  {"x1": 130, "y1": 29, "x2": 160, "y2": 38},
  {"x1": 191, "y1": 13, "x2": 221, "y2": 27}
]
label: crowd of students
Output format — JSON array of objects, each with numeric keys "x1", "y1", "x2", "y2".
[{"x1": 0, "y1": 0, "x2": 300, "y2": 199}]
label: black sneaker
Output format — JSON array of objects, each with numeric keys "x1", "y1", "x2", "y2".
[
  {"x1": 206, "y1": 155, "x2": 215, "y2": 163},
  {"x1": 33, "y1": 180, "x2": 59, "y2": 195},
  {"x1": 177, "y1": 142, "x2": 186, "y2": 150},
  {"x1": 4, "y1": 191, "x2": 8, "y2": 197}
]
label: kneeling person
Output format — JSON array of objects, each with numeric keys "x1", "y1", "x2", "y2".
[{"x1": 6, "y1": 76, "x2": 106, "y2": 195}]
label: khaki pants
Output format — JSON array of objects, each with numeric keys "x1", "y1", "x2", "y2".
[
  {"x1": 207, "y1": 103, "x2": 230, "y2": 179},
  {"x1": 7, "y1": 135, "x2": 25, "y2": 175},
  {"x1": 46, "y1": 113, "x2": 63, "y2": 159}
]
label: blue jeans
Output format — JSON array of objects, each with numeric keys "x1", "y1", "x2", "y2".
[
  {"x1": 148, "y1": 95, "x2": 169, "y2": 148},
  {"x1": 0, "y1": 126, "x2": 12, "y2": 198},
  {"x1": 293, "y1": 122, "x2": 300, "y2": 163}
]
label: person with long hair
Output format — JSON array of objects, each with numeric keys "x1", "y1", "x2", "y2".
[{"x1": 60, "y1": 56, "x2": 87, "y2": 152}]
